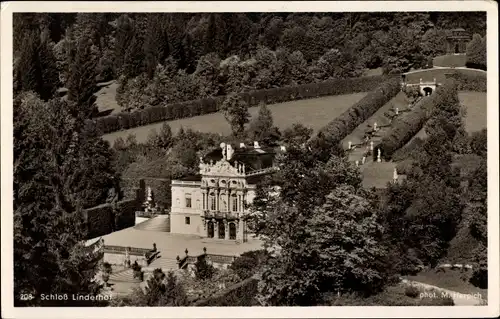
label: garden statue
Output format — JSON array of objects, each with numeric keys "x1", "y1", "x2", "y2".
[
  {"x1": 377, "y1": 149, "x2": 382, "y2": 162},
  {"x1": 348, "y1": 141, "x2": 352, "y2": 150}
]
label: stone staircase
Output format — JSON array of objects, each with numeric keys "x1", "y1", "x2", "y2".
[
  {"x1": 134, "y1": 215, "x2": 170, "y2": 232},
  {"x1": 147, "y1": 257, "x2": 179, "y2": 271},
  {"x1": 343, "y1": 91, "x2": 416, "y2": 168},
  {"x1": 108, "y1": 269, "x2": 141, "y2": 283}
]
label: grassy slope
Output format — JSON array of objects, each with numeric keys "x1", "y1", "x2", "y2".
[
  {"x1": 433, "y1": 54, "x2": 467, "y2": 68},
  {"x1": 102, "y1": 93, "x2": 367, "y2": 144},
  {"x1": 459, "y1": 91, "x2": 487, "y2": 133}
]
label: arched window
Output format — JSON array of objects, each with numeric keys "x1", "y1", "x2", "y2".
[
  {"x1": 185, "y1": 193, "x2": 192, "y2": 208},
  {"x1": 229, "y1": 223, "x2": 237, "y2": 240},
  {"x1": 220, "y1": 192, "x2": 227, "y2": 211},
  {"x1": 210, "y1": 193, "x2": 216, "y2": 211},
  {"x1": 176, "y1": 198, "x2": 180, "y2": 207},
  {"x1": 207, "y1": 221, "x2": 214, "y2": 238},
  {"x1": 231, "y1": 194, "x2": 238, "y2": 212},
  {"x1": 218, "y1": 221, "x2": 225, "y2": 239},
  {"x1": 196, "y1": 199, "x2": 201, "y2": 209}
]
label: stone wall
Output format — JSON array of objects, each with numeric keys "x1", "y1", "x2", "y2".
[{"x1": 103, "y1": 252, "x2": 148, "y2": 267}]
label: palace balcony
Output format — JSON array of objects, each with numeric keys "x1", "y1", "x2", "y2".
[{"x1": 203, "y1": 210, "x2": 240, "y2": 220}]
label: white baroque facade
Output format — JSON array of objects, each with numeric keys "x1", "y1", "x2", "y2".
[{"x1": 170, "y1": 142, "x2": 277, "y2": 242}]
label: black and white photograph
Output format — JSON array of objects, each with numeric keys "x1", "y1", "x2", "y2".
[{"x1": 1, "y1": 1, "x2": 498, "y2": 318}]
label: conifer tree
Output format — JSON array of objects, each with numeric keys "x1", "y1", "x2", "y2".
[
  {"x1": 248, "y1": 102, "x2": 281, "y2": 146},
  {"x1": 15, "y1": 30, "x2": 59, "y2": 100},
  {"x1": 14, "y1": 93, "x2": 115, "y2": 306},
  {"x1": 66, "y1": 34, "x2": 98, "y2": 119}
]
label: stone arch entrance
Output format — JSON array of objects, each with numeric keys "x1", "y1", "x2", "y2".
[
  {"x1": 229, "y1": 222, "x2": 237, "y2": 240},
  {"x1": 207, "y1": 221, "x2": 214, "y2": 238},
  {"x1": 454, "y1": 43, "x2": 460, "y2": 54},
  {"x1": 218, "y1": 221, "x2": 225, "y2": 239},
  {"x1": 423, "y1": 87, "x2": 433, "y2": 96}
]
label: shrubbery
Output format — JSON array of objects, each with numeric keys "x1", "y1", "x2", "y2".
[
  {"x1": 193, "y1": 277, "x2": 260, "y2": 306},
  {"x1": 448, "y1": 72, "x2": 487, "y2": 92},
  {"x1": 230, "y1": 250, "x2": 269, "y2": 280},
  {"x1": 94, "y1": 75, "x2": 388, "y2": 134},
  {"x1": 404, "y1": 285, "x2": 420, "y2": 298},
  {"x1": 466, "y1": 34, "x2": 486, "y2": 71}
]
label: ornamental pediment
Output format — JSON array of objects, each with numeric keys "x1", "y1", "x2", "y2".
[{"x1": 199, "y1": 158, "x2": 243, "y2": 177}]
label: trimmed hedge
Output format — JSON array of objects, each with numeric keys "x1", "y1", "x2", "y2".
[
  {"x1": 115, "y1": 198, "x2": 140, "y2": 230},
  {"x1": 95, "y1": 75, "x2": 390, "y2": 134},
  {"x1": 84, "y1": 190, "x2": 142, "y2": 238},
  {"x1": 85, "y1": 204, "x2": 114, "y2": 239},
  {"x1": 311, "y1": 77, "x2": 402, "y2": 149},
  {"x1": 375, "y1": 97, "x2": 433, "y2": 161}
]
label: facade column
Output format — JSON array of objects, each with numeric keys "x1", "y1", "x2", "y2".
[
  {"x1": 224, "y1": 220, "x2": 229, "y2": 240},
  {"x1": 227, "y1": 191, "x2": 230, "y2": 213},
  {"x1": 202, "y1": 192, "x2": 206, "y2": 210},
  {"x1": 215, "y1": 189, "x2": 219, "y2": 211}
]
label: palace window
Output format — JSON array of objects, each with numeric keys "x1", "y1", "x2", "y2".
[
  {"x1": 185, "y1": 217, "x2": 190, "y2": 225},
  {"x1": 185, "y1": 194, "x2": 192, "y2": 208},
  {"x1": 232, "y1": 194, "x2": 238, "y2": 212},
  {"x1": 210, "y1": 193, "x2": 216, "y2": 211}
]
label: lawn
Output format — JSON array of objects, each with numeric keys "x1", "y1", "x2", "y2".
[
  {"x1": 405, "y1": 269, "x2": 488, "y2": 299},
  {"x1": 433, "y1": 54, "x2": 467, "y2": 68},
  {"x1": 102, "y1": 93, "x2": 367, "y2": 144},
  {"x1": 459, "y1": 91, "x2": 487, "y2": 133}
]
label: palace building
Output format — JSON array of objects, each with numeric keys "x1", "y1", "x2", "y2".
[{"x1": 169, "y1": 141, "x2": 283, "y2": 242}]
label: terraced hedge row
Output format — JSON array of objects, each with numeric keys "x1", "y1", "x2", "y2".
[
  {"x1": 375, "y1": 80, "x2": 457, "y2": 160},
  {"x1": 95, "y1": 75, "x2": 391, "y2": 135},
  {"x1": 310, "y1": 77, "x2": 402, "y2": 154},
  {"x1": 374, "y1": 98, "x2": 433, "y2": 161}
]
